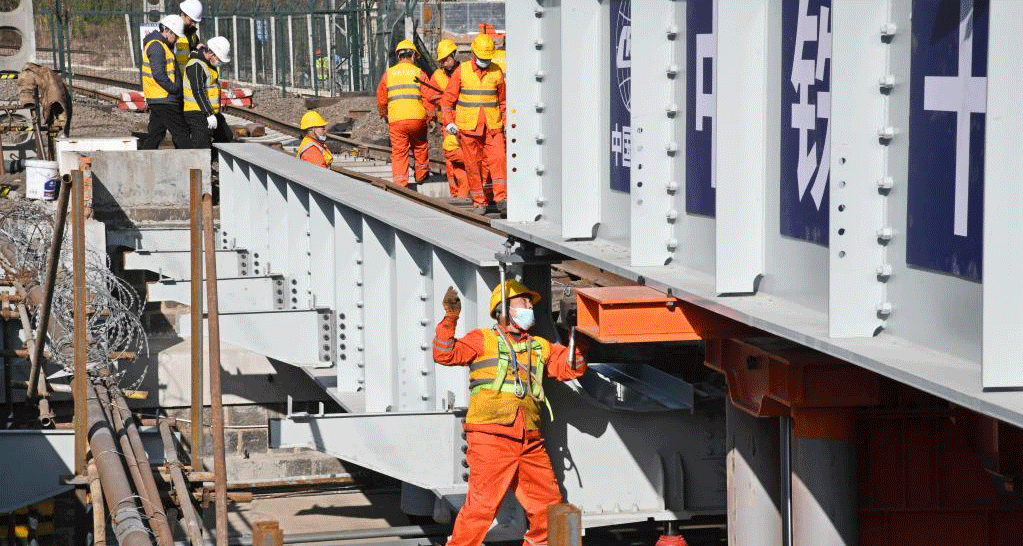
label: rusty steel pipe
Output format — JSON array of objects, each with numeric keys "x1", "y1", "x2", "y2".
[
  {"x1": 27, "y1": 175, "x2": 71, "y2": 399},
  {"x1": 16, "y1": 300, "x2": 52, "y2": 426},
  {"x1": 71, "y1": 171, "x2": 87, "y2": 477},
  {"x1": 202, "y1": 193, "x2": 228, "y2": 546},
  {"x1": 108, "y1": 385, "x2": 175, "y2": 546},
  {"x1": 159, "y1": 419, "x2": 207, "y2": 546},
  {"x1": 189, "y1": 169, "x2": 205, "y2": 472},
  {"x1": 87, "y1": 462, "x2": 106, "y2": 546},
  {"x1": 86, "y1": 381, "x2": 153, "y2": 546}
]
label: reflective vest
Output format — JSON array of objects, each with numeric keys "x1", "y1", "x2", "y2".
[
  {"x1": 183, "y1": 58, "x2": 220, "y2": 114},
  {"x1": 142, "y1": 38, "x2": 176, "y2": 100},
  {"x1": 432, "y1": 69, "x2": 459, "y2": 152},
  {"x1": 315, "y1": 56, "x2": 330, "y2": 81},
  {"x1": 466, "y1": 328, "x2": 552, "y2": 429},
  {"x1": 455, "y1": 61, "x2": 503, "y2": 131},
  {"x1": 175, "y1": 33, "x2": 198, "y2": 69},
  {"x1": 296, "y1": 135, "x2": 333, "y2": 168},
  {"x1": 384, "y1": 62, "x2": 427, "y2": 123}
]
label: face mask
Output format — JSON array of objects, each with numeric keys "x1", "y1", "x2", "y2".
[
  {"x1": 475, "y1": 58, "x2": 491, "y2": 69},
  {"x1": 510, "y1": 307, "x2": 535, "y2": 331},
  {"x1": 317, "y1": 133, "x2": 327, "y2": 142}
]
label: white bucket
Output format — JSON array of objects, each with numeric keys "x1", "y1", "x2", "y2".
[{"x1": 25, "y1": 160, "x2": 60, "y2": 201}]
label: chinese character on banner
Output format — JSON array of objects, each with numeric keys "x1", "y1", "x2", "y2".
[
  {"x1": 686, "y1": 0, "x2": 716, "y2": 217},
  {"x1": 780, "y1": 0, "x2": 831, "y2": 246},
  {"x1": 609, "y1": 0, "x2": 631, "y2": 192}
]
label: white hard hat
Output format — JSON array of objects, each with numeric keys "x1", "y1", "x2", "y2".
[
  {"x1": 207, "y1": 36, "x2": 231, "y2": 63},
  {"x1": 160, "y1": 14, "x2": 185, "y2": 37},
  {"x1": 180, "y1": 0, "x2": 203, "y2": 22}
]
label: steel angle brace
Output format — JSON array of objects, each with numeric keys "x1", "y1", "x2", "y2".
[
  {"x1": 148, "y1": 275, "x2": 283, "y2": 314},
  {"x1": 183, "y1": 308, "x2": 336, "y2": 368},
  {"x1": 123, "y1": 248, "x2": 247, "y2": 279}
]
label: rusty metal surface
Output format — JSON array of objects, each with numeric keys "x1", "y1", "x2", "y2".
[
  {"x1": 202, "y1": 192, "x2": 229, "y2": 546},
  {"x1": 548, "y1": 503, "x2": 582, "y2": 546},
  {"x1": 189, "y1": 169, "x2": 205, "y2": 472},
  {"x1": 159, "y1": 419, "x2": 207, "y2": 546}
]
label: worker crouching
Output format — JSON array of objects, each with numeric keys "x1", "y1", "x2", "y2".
[
  {"x1": 183, "y1": 36, "x2": 233, "y2": 149},
  {"x1": 296, "y1": 111, "x2": 333, "y2": 168},
  {"x1": 433, "y1": 280, "x2": 587, "y2": 546},
  {"x1": 376, "y1": 40, "x2": 432, "y2": 189},
  {"x1": 440, "y1": 34, "x2": 507, "y2": 214}
]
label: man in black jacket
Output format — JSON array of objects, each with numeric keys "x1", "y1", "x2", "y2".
[
  {"x1": 140, "y1": 14, "x2": 191, "y2": 149},
  {"x1": 183, "y1": 36, "x2": 233, "y2": 148}
]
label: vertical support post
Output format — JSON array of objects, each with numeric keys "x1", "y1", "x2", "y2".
[
  {"x1": 307, "y1": 13, "x2": 316, "y2": 96},
  {"x1": 250, "y1": 16, "x2": 257, "y2": 86},
  {"x1": 325, "y1": 13, "x2": 333, "y2": 96},
  {"x1": 71, "y1": 171, "x2": 87, "y2": 478},
  {"x1": 189, "y1": 169, "x2": 205, "y2": 471},
  {"x1": 288, "y1": 15, "x2": 295, "y2": 90},
  {"x1": 125, "y1": 14, "x2": 137, "y2": 68},
  {"x1": 790, "y1": 410, "x2": 857, "y2": 546},
  {"x1": 202, "y1": 193, "x2": 229, "y2": 546},
  {"x1": 982, "y1": 0, "x2": 1023, "y2": 388},
  {"x1": 547, "y1": 504, "x2": 581, "y2": 546},
  {"x1": 270, "y1": 15, "x2": 277, "y2": 88},
  {"x1": 232, "y1": 16, "x2": 239, "y2": 83},
  {"x1": 726, "y1": 402, "x2": 782, "y2": 546}
]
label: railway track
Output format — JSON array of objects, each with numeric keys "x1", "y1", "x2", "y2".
[{"x1": 69, "y1": 76, "x2": 625, "y2": 285}]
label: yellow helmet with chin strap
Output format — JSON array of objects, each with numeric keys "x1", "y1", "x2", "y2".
[
  {"x1": 489, "y1": 280, "x2": 541, "y2": 318},
  {"x1": 300, "y1": 110, "x2": 327, "y2": 130},
  {"x1": 436, "y1": 39, "x2": 457, "y2": 61},
  {"x1": 395, "y1": 39, "x2": 418, "y2": 54}
]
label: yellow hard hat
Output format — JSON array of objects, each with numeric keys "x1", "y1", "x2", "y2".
[
  {"x1": 471, "y1": 34, "x2": 495, "y2": 61},
  {"x1": 436, "y1": 39, "x2": 457, "y2": 61},
  {"x1": 489, "y1": 280, "x2": 541, "y2": 318},
  {"x1": 395, "y1": 39, "x2": 418, "y2": 54},
  {"x1": 300, "y1": 110, "x2": 327, "y2": 130}
]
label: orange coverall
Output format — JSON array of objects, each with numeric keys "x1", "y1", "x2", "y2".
[
  {"x1": 426, "y1": 68, "x2": 470, "y2": 199},
  {"x1": 297, "y1": 136, "x2": 332, "y2": 168},
  {"x1": 440, "y1": 64, "x2": 507, "y2": 207},
  {"x1": 433, "y1": 316, "x2": 586, "y2": 546},
  {"x1": 376, "y1": 62, "x2": 433, "y2": 186}
]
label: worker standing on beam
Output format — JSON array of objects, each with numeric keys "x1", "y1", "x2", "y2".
[
  {"x1": 440, "y1": 34, "x2": 506, "y2": 215},
  {"x1": 140, "y1": 15, "x2": 191, "y2": 149},
  {"x1": 427, "y1": 39, "x2": 470, "y2": 204},
  {"x1": 183, "y1": 36, "x2": 232, "y2": 149},
  {"x1": 376, "y1": 40, "x2": 432, "y2": 190},
  {"x1": 177, "y1": 0, "x2": 204, "y2": 68},
  {"x1": 296, "y1": 110, "x2": 333, "y2": 168},
  {"x1": 433, "y1": 280, "x2": 588, "y2": 546}
]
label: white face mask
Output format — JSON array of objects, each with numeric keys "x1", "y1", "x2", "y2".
[
  {"x1": 510, "y1": 307, "x2": 535, "y2": 331},
  {"x1": 475, "y1": 58, "x2": 491, "y2": 69},
  {"x1": 316, "y1": 133, "x2": 327, "y2": 142}
]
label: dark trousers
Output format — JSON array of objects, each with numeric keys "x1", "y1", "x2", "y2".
[
  {"x1": 141, "y1": 103, "x2": 191, "y2": 149},
  {"x1": 185, "y1": 112, "x2": 234, "y2": 149}
]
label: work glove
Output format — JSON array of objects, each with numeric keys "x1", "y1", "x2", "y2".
[
  {"x1": 206, "y1": 115, "x2": 217, "y2": 130},
  {"x1": 442, "y1": 286, "x2": 461, "y2": 318},
  {"x1": 445, "y1": 123, "x2": 459, "y2": 135}
]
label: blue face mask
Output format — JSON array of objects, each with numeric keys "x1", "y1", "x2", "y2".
[{"x1": 511, "y1": 307, "x2": 535, "y2": 331}]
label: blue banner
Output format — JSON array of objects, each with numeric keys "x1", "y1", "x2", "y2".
[
  {"x1": 610, "y1": 0, "x2": 631, "y2": 193},
  {"x1": 906, "y1": 0, "x2": 987, "y2": 281},
  {"x1": 686, "y1": 0, "x2": 715, "y2": 216},
  {"x1": 780, "y1": 0, "x2": 831, "y2": 246}
]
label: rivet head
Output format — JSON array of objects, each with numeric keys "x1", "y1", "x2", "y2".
[
  {"x1": 535, "y1": 196, "x2": 546, "y2": 206},
  {"x1": 535, "y1": 134, "x2": 545, "y2": 144},
  {"x1": 666, "y1": 238, "x2": 678, "y2": 251},
  {"x1": 534, "y1": 39, "x2": 545, "y2": 49},
  {"x1": 878, "y1": 75, "x2": 896, "y2": 91},
  {"x1": 880, "y1": 23, "x2": 898, "y2": 37},
  {"x1": 666, "y1": 64, "x2": 680, "y2": 77},
  {"x1": 535, "y1": 165, "x2": 546, "y2": 175},
  {"x1": 534, "y1": 102, "x2": 545, "y2": 113},
  {"x1": 877, "y1": 177, "x2": 894, "y2": 191},
  {"x1": 876, "y1": 264, "x2": 893, "y2": 279},
  {"x1": 666, "y1": 25, "x2": 678, "y2": 39},
  {"x1": 534, "y1": 70, "x2": 546, "y2": 81},
  {"x1": 666, "y1": 209, "x2": 678, "y2": 221},
  {"x1": 666, "y1": 181, "x2": 679, "y2": 193},
  {"x1": 665, "y1": 142, "x2": 678, "y2": 154},
  {"x1": 665, "y1": 104, "x2": 678, "y2": 116},
  {"x1": 876, "y1": 302, "x2": 893, "y2": 318},
  {"x1": 876, "y1": 227, "x2": 894, "y2": 243}
]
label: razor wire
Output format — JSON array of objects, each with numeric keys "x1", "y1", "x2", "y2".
[{"x1": 0, "y1": 199, "x2": 148, "y2": 385}]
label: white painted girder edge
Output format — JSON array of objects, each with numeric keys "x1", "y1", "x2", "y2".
[
  {"x1": 309, "y1": 194, "x2": 337, "y2": 308},
  {"x1": 148, "y1": 276, "x2": 277, "y2": 314},
  {"x1": 123, "y1": 249, "x2": 241, "y2": 279},
  {"x1": 266, "y1": 173, "x2": 290, "y2": 277},
  {"x1": 286, "y1": 183, "x2": 313, "y2": 309},
  {"x1": 560, "y1": 0, "x2": 601, "y2": 239},
  {"x1": 494, "y1": 219, "x2": 1023, "y2": 430},
  {"x1": 333, "y1": 204, "x2": 365, "y2": 393},
  {"x1": 982, "y1": 0, "x2": 1023, "y2": 389},
  {"x1": 827, "y1": 0, "x2": 888, "y2": 337},
  {"x1": 394, "y1": 233, "x2": 432, "y2": 411},
  {"x1": 506, "y1": 0, "x2": 545, "y2": 223},
  {"x1": 714, "y1": 0, "x2": 767, "y2": 294},
  {"x1": 248, "y1": 170, "x2": 271, "y2": 276},
  {"x1": 362, "y1": 217, "x2": 397, "y2": 412},
  {"x1": 195, "y1": 310, "x2": 327, "y2": 367},
  {"x1": 630, "y1": 0, "x2": 684, "y2": 266}
]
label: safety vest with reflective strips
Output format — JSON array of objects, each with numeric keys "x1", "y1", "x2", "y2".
[
  {"x1": 316, "y1": 56, "x2": 330, "y2": 81},
  {"x1": 183, "y1": 57, "x2": 221, "y2": 114},
  {"x1": 296, "y1": 135, "x2": 333, "y2": 168},
  {"x1": 384, "y1": 62, "x2": 427, "y2": 123},
  {"x1": 176, "y1": 32, "x2": 199, "y2": 69},
  {"x1": 454, "y1": 61, "x2": 503, "y2": 131},
  {"x1": 142, "y1": 38, "x2": 176, "y2": 100},
  {"x1": 462, "y1": 328, "x2": 552, "y2": 429},
  {"x1": 431, "y1": 68, "x2": 460, "y2": 152}
]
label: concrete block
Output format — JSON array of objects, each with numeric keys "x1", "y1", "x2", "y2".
[
  {"x1": 313, "y1": 457, "x2": 347, "y2": 475},
  {"x1": 239, "y1": 429, "x2": 269, "y2": 454},
  {"x1": 227, "y1": 405, "x2": 268, "y2": 427},
  {"x1": 0, "y1": 0, "x2": 37, "y2": 71},
  {"x1": 88, "y1": 149, "x2": 212, "y2": 226},
  {"x1": 282, "y1": 457, "x2": 312, "y2": 477}
]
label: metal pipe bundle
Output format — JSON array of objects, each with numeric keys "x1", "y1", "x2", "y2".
[{"x1": 159, "y1": 419, "x2": 207, "y2": 546}]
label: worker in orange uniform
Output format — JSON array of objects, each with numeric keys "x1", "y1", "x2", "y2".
[
  {"x1": 296, "y1": 110, "x2": 333, "y2": 168},
  {"x1": 440, "y1": 34, "x2": 506, "y2": 214},
  {"x1": 427, "y1": 39, "x2": 470, "y2": 204},
  {"x1": 376, "y1": 40, "x2": 432, "y2": 189},
  {"x1": 433, "y1": 280, "x2": 587, "y2": 546}
]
